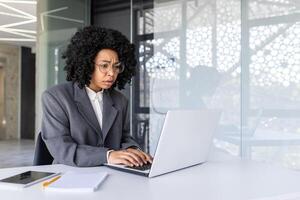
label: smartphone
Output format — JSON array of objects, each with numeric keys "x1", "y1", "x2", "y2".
[{"x1": 0, "y1": 171, "x2": 60, "y2": 188}]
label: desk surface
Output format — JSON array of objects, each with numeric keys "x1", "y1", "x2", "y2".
[{"x1": 1, "y1": 160, "x2": 300, "y2": 200}]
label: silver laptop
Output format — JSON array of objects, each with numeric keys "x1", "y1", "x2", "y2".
[{"x1": 105, "y1": 109, "x2": 220, "y2": 178}]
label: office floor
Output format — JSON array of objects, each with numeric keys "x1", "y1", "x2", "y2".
[{"x1": 0, "y1": 139, "x2": 35, "y2": 168}]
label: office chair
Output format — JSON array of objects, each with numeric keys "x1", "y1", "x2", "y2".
[{"x1": 33, "y1": 132, "x2": 54, "y2": 165}]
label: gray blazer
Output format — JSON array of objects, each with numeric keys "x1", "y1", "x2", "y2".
[{"x1": 41, "y1": 82, "x2": 139, "y2": 167}]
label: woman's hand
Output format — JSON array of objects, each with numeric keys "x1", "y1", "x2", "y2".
[{"x1": 108, "y1": 148, "x2": 153, "y2": 167}]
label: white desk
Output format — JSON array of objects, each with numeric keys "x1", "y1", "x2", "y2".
[{"x1": 1, "y1": 160, "x2": 300, "y2": 200}]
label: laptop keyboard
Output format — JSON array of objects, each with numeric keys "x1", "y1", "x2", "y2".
[{"x1": 126, "y1": 163, "x2": 152, "y2": 171}]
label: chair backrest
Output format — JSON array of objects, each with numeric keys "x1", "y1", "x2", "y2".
[{"x1": 33, "y1": 132, "x2": 53, "y2": 165}]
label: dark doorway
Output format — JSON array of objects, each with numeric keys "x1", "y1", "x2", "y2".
[{"x1": 20, "y1": 47, "x2": 36, "y2": 139}]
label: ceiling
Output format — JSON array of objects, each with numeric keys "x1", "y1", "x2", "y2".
[{"x1": 0, "y1": 0, "x2": 36, "y2": 48}]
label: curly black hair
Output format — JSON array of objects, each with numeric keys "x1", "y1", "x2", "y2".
[{"x1": 63, "y1": 26, "x2": 136, "y2": 90}]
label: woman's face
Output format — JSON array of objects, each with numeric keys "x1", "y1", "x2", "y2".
[{"x1": 89, "y1": 49, "x2": 120, "y2": 92}]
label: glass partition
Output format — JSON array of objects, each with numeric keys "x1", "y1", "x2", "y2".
[
  {"x1": 246, "y1": 0, "x2": 300, "y2": 168},
  {"x1": 35, "y1": 0, "x2": 90, "y2": 134},
  {"x1": 133, "y1": 0, "x2": 300, "y2": 168},
  {"x1": 133, "y1": 0, "x2": 241, "y2": 157}
]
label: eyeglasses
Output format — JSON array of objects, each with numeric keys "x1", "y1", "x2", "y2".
[{"x1": 95, "y1": 62, "x2": 124, "y2": 74}]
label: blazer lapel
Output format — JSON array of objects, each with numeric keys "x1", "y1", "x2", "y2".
[
  {"x1": 73, "y1": 83, "x2": 103, "y2": 139},
  {"x1": 102, "y1": 90, "x2": 118, "y2": 140}
]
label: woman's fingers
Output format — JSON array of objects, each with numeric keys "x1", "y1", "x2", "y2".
[
  {"x1": 127, "y1": 148, "x2": 153, "y2": 164},
  {"x1": 108, "y1": 149, "x2": 154, "y2": 167},
  {"x1": 122, "y1": 151, "x2": 143, "y2": 166},
  {"x1": 142, "y1": 151, "x2": 153, "y2": 163},
  {"x1": 109, "y1": 150, "x2": 143, "y2": 166},
  {"x1": 115, "y1": 157, "x2": 134, "y2": 167},
  {"x1": 126, "y1": 148, "x2": 148, "y2": 164}
]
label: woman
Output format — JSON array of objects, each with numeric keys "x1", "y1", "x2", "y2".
[{"x1": 41, "y1": 26, "x2": 152, "y2": 167}]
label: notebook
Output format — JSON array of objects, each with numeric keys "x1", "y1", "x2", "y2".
[{"x1": 44, "y1": 171, "x2": 108, "y2": 192}]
